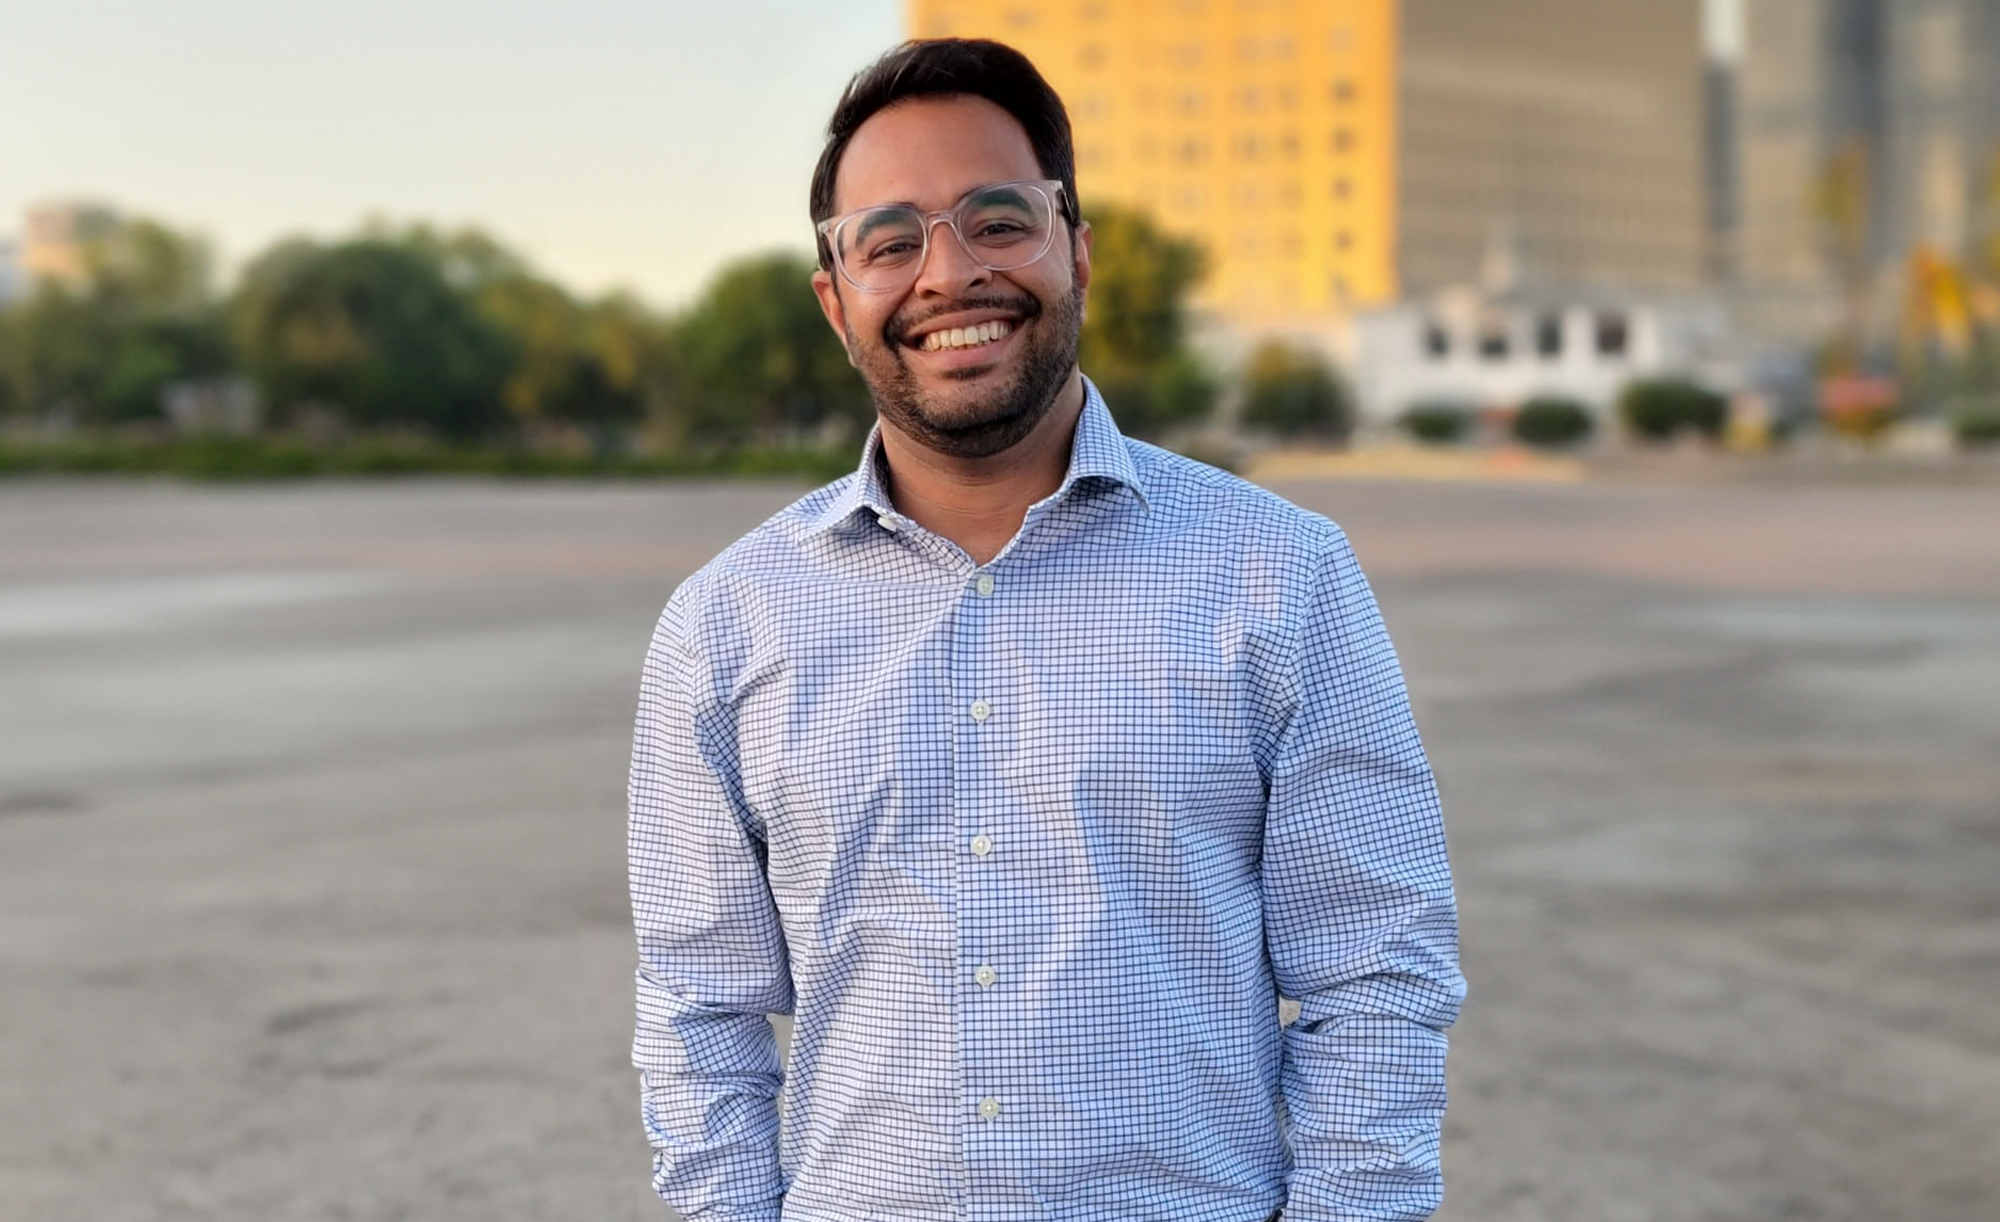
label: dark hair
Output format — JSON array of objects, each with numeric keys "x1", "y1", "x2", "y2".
[{"x1": 809, "y1": 38, "x2": 1081, "y2": 271}]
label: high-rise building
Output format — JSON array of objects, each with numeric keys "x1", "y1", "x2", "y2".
[
  {"x1": 905, "y1": 0, "x2": 1707, "y2": 334},
  {"x1": 21, "y1": 202, "x2": 120, "y2": 288},
  {"x1": 1735, "y1": 0, "x2": 2000, "y2": 347}
]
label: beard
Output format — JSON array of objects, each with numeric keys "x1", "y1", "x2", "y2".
[{"x1": 844, "y1": 278, "x2": 1084, "y2": 461}]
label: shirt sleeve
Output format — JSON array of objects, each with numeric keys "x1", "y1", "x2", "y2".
[
  {"x1": 1263, "y1": 528, "x2": 1466, "y2": 1222},
  {"x1": 628, "y1": 596, "x2": 794, "y2": 1221}
]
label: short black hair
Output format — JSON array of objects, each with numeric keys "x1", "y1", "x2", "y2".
[{"x1": 809, "y1": 38, "x2": 1081, "y2": 272}]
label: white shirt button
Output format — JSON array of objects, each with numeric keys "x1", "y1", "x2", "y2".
[
  {"x1": 970, "y1": 833, "x2": 992, "y2": 857},
  {"x1": 876, "y1": 514, "x2": 900, "y2": 533},
  {"x1": 974, "y1": 965, "x2": 997, "y2": 988},
  {"x1": 977, "y1": 1097, "x2": 1001, "y2": 1121},
  {"x1": 974, "y1": 573, "x2": 996, "y2": 597},
  {"x1": 970, "y1": 699, "x2": 991, "y2": 723}
]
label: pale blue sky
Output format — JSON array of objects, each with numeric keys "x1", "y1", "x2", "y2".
[
  {"x1": 1, "y1": 1, "x2": 903, "y2": 307},
  {"x1": 3, "y1": 1, "x2": 1736, "y2": 309}
]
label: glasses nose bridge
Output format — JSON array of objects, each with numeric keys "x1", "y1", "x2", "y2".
[{"x1": 920, "y1": 207, "x2": 981, "y2": 270}]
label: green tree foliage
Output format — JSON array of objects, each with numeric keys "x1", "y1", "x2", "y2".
[
  {"x1": 670, "y1": 251, "x2": 868, "y2": 447},
  {"x1": 1076, "y1": 204, "x2": 1218, "y2": 436},
  {"x1": 0, "y1": 216, "x2": 227, "y2": 424},
  {"x1": 1619, "y1": 377, "x2": 1727, "y2": 442},
  {"x1": 231, "y1": 237, "x2": 512, "y2": 438},
  {"x1": 1240, "y1": 340, "x2": 1353, "y2": 440}
]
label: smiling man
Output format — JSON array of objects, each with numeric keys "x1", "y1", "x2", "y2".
[{"x1": 628, "y1": 38, "x2": 1464, "y2": 1222}]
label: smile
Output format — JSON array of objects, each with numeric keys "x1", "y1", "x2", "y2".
[{"x1": 916, "y1": 319, "x2": 1016, "y2": 352}]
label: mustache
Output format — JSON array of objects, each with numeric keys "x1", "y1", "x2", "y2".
[{"x1": 885, "y1": 294, "x2": 1042, "y2": 348}]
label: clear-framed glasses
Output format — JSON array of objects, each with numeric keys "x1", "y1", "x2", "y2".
[{"x1": 817, "y1": 179, "x2": 1069, "y2": 294}]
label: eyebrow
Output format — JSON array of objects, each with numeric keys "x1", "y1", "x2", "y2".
[
  {"x1": 841, "y1": 180, "x2": 1040, "y2": 221},
  {"x1": 847, "y1": 207, "x2": 918, "y2": 249}
]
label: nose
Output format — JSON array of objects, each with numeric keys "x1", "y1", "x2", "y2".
[{"x1": 911, "y1": 216, "x2": 991, "y2": 297}]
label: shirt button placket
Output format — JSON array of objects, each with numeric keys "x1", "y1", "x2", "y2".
[{"x1": 963, "y1": 566, "x2": 1006, "y2": 1154}]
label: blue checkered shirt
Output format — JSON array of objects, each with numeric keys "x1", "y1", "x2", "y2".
[{"x1": 629, "y1": 380, "x2": 1464, "y2": 1222}]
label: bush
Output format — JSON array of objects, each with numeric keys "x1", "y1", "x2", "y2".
[
  {"x1": 1954, "y1": 402, "x2": 2000, "y2": 449},
  {"x1": 1399, "y1": 401, "x2": 1473, "y2": 445},
  {"x1": 1619, "y1": 377, "x2": 1727, "y2": 442},
  {"x1": 1240, "y1": 340, "x2": 1352, "y2": 440},
  {"x1": 1511, "y1": 397, "x2": 1595, "y2": 448},
  {"x1": 0, "y1": 431, "x2": 856, "y2": 481}
]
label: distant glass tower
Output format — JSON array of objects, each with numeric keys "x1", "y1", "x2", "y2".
[{"x1": 1735, "y1": 0, "x2": 2000, "y2": 348}]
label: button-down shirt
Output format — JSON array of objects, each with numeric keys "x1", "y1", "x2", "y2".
[{"x1": 629, "y1": 379, "x2": 1464, "y2": 1222}]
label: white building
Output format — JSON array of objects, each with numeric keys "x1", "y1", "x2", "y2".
[{"x1": 1346, "y1": 283, "x2": 1735, "y2": 425}]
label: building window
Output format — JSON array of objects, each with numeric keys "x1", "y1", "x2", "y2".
[
  {"x1": 1333, "y1": 79, "x2": 1357, "y2": 104},
  {"x1": 1536, "y1": 313, "x2": 1565, "y2": 358},
  {"x1": 1333, "y1": 177, "x2": 1353, "y2": 200},
  {"x1": 1479, "y1": 315, "x2": 1511, "y2": 361},
  {"x1": 1332, "y1": 276, "x2": 1352, "y2": 303},
  {"x1": 1335, "y1": 230, "x2": 1354, "y2": 251},
  {"x1": 1279, "y1": 130, "x2": 1300, "y2": 159},
  {"x1": 1424, "y1": 321, "x2": 1451, "y2": 359},
  {"x1": 1174, "y1": 89, "x2": 1206, "y2": 116},
  {"x1": 1596, "y1": 311, "x2": 1629, "y2": 357},
  {"x1": 1078, "y1": 44, "x2": 1107, "y2": 69},
  {"x1": 1331, "y1": 128, "x2": 1356, "y2": 154}
]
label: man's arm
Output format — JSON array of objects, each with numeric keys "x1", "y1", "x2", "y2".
[
  {"x1": 629, "y1": 601, "x2": 793, "y2": 1221},
  {"x1": 1263, "y1": 529, "x2": 1465, "y2": 1222}
]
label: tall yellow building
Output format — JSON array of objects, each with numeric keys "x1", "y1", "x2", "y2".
[
  {"x1": 907, "y1": 0, "x2": 1705, "y2": 333},
  {"x1": 910, "y1": 0, "x2": 1398, "y2": 326}
]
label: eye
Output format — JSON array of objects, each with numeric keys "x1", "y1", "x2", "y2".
[{"x1": 862, "y1": 237, "x2": 922, "y2": 264}]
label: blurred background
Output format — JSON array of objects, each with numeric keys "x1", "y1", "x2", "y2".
[{"x1": 2, "y1": 2, "x2": 1997, "y2": 1220}]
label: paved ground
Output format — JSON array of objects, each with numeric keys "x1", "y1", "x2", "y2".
[{"x1": 1, "y1": 470, "x2": 1996, "y2": 1221}]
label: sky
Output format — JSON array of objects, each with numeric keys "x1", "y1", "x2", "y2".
[
  {"x1": 1, "y1": 0, "x2": 903, "y2": 309},
  {"x1": 4, "y1": 0, "x2": 1738, "y2": 311}
]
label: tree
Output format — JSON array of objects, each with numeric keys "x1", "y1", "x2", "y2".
[
  {"x1": 0, "y1": 215, "x2": 226, "y2": 425},
  {"x1": 670, "y1": 251, "x2": 868, "y2": 447},
  {"x1": 231, "y1": 238, "x2": 512, "y2": 438},
  {"x1": 1077, "y1": 203, "x2": 1217, "y2": 436},
  {"x1": 1240, "y1": 340, "x2": 1353, "y2": 440}
]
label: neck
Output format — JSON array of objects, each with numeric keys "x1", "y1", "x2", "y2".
[{"x1": 876, "y1": 371, "x2": 1086, "y2": 566}]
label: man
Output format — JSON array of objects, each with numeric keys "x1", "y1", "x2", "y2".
[{"x1": 629, "y1": 38, "x2": 1464, "y2": 1222}]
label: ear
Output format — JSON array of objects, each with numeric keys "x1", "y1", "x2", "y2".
[
  {"x1": 1072, "y1": 220, "x2": 1094, "y2": 317},
  {"x1": 811, "y1": 267, "x2": 857, "y2": 366}
]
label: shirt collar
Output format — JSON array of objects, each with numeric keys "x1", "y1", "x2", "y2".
[{"x1": 807, "y1": 375, "x2": 1150, "y2": 537}]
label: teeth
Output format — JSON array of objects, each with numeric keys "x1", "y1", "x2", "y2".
[{"x1": 921, "y1": 320, "x2": 1013, "y2": 351}]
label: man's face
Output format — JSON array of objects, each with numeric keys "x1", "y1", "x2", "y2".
[{"x1": 812, "y1": 94, "x2": 1093, "y2": 460}]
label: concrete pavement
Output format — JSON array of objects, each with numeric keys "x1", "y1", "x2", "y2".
[{"x1": 2, "y1": 473, "x2": 1996, "y2": 1221}]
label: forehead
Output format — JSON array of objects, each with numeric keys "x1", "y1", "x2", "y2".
[{"x1": 832, "y1": 94, "x2": 1047, "y2": 214}]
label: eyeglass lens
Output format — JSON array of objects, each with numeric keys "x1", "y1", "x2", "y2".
[{"x1": 833, "y1": 182, "x2": 1055, "y2": 291}]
